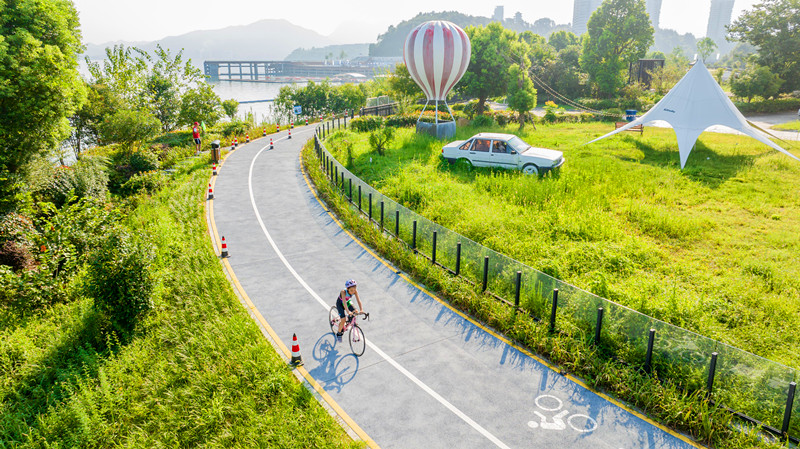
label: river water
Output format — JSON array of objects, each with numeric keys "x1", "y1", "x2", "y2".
[{"x1": 211, "y1": 80, "x2": 305, "y2": 122}]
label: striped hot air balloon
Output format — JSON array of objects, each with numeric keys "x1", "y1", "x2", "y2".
[{"x1": 403, "y1": 21, "x2": 471, "y2": 103}]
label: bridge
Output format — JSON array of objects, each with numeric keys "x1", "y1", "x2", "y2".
[{"x1": 204, "y1": 59, "x2": 398, "y2": 83}]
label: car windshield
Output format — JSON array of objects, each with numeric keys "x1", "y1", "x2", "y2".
[{"x1": 507, "y1": 136, "x2": 530, "y2": 153}]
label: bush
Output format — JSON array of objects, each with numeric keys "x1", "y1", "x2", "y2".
[
  {"x1": 385, "y1": 113, "x2": 419, "y2": 128},
  {"x1": 368, "y1": 127, "x2": 395, "y2": 156},
  {"x1": 0, "y1": 240, "x2": 34, "y2": 271},
  {"x1": 129, "y1": 150, "x2": 160, "y2": 173},
  {"x1": 85, "y1": 229, "x2": 155, "y2": 336},
  {"x1": 99, "y1": 109, "x2": 161, "y2": 152},
  {"x1": 38, "y1": 156, "x2": 109, "y2": 207},
  {"x1": 471, "y1": 114, "x2": 496, "y2": 128},
  {"x1": 734, "y1": 97, "x2": 800, "y2": 113},
  {"x1": 120, "y1": 170, "x2": 167, "y2": 196},
  {"x1": 220, "y1": 120, "x2": 249, "y2": 138},
  {"x1": 350, "y1": 116, "x2": 384, "y2": 133}
]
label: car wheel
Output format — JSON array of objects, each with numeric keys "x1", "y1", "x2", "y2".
[
  {"x1": 456, "y1": 158, "x2": 473, "y2": 170},
  {"x1": 522, "y1": 164, "x2": 539, "y2": 175}
]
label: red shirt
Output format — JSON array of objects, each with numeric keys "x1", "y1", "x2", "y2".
[{"x1": 192, "y1": 126, "x2": 200, "y2": 139}]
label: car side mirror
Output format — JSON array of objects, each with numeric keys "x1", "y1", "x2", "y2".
[{"x1": 510, "y1": 150, "x2": 517, "y2": 155}]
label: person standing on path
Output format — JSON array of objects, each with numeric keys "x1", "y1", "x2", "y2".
[{"x1": 192, "y1": 122, "x2": 202, "y2": 155}]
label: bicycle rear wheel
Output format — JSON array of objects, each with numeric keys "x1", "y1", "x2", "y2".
[
  {"x1": 349, "y1": 324, "x2": 366, "y2": 356},
  {"x1": 328, "y1": 306, "x2": 339, "y2": 333}
]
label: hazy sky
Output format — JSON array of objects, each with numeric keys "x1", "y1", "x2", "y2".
[{"x1": 73, "y1": 0, "x2": 760, "y2": 44}]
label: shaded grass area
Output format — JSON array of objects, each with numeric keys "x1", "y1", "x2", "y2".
[
  {"x1": 302, "y1": 141, "x2": 776, "y2": 448},
  {"x1": 0, "y1": 158, "x2": 359, "y2": 448},
  {"x1": 322, "y1": 122, "x2": 800, "y2": 371}
]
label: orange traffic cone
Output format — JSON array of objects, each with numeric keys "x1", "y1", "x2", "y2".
[
  {"x1": 262, "y1": 128, "x2": 266, "y2": 137},
  {"x1": 290, "y1": 333, "x2": 303, "y2": 366},
  {"x1": 230, "y1": 140, "x2": 235, "y2": 150},
  {"x1": 270, "y1": 138, "x2": 273, "y2": 150},
  {"x1": 220, "y1": 236, "x2": 228, "y2": 258},
  {"x1": 246, "y1": 133, "x2": 250, "y2": 143},
  {"x1": 276, "y1": 124, "x2": 280, "y2": 133},
  {"x1": 291, "y1": 121, "x2": 294, "y2": 129},
  {"x1": 305, "y1": 118, "x2": 308, "y2": 126},
  {"x1": 207, "y1": 183, "x2": 214, "y2": 200},
  {"x1": 212, "y1": 163, "x2": 217, "y2": 176},
  {"x1": 234, "y1": 137, "x2": 238, "y2": 147},
  {"x1": 288, "y1": 129, "x2": 292, "y2": 139}
]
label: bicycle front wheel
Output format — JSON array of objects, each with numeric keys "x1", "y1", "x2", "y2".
[
  {"x1": 349, "y1": 324, "x2": 366, "y2": 356},
  {"x1": 328, "y1": 306, "x2": 339, "y2": 333}
]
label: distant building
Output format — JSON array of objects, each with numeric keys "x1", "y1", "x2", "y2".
[
  {"x1": 706, "y1": 0, "x2": 735, "y2": 57},
  {"x1": 493, "y1": 6, "x2": 504, "y2": 22},
  {"x1": 572, "y1": 0, "x2": 603, "y2": 35},
  {"x1": 646, "y1": 0, "x2": 663, "y2": 29}
]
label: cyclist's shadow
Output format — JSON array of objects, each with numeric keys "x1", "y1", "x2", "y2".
[{"x1": 308, "y1": 333, "x2": 360, "y2": 393}]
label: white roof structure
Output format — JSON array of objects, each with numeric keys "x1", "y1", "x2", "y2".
[{"x1": 586, "y1": 59, "x2": 800, "y2": 168}]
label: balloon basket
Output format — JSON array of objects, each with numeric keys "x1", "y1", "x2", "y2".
[{"x1": 416, "y1": 121, "x2": 456, "y2": 140}]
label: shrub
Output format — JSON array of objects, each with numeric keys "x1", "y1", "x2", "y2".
[
  {"x1": 0, "y1": 212, "x2": 35, "y2": 247},
  {"x1": 120, "y1": 171, "x2": 167, "y2": 196},
  {"x1": 385, "y1": 113, "x2": 419, "y2": 128},
  {"x1": 38, "y1": 156, "x2": 109, "y2": 207},
  {"x1": 0, "y1": 240, "x2": 34, "y2": 271},
  {"x1": 85, "y1": 229, "x2": 155, "y2": 336},
  {"x1": 128, "y1": 150, "x2": 160, "y2": 173},
  {"x1": 368, "y1": 127, "x2": 395, "y2": 156},
  {"x1": 350, "y1": 116, "x2": 383, "y2": 133},
  {"x1": 471, "y1": 114, "x2": 496, "y2": 128},
  {"x1": 220, "y1": 120, "x2": 249, "y2": 138},
  {"x1": 99, "y1": 109, "x2": 161, "y2": 152}
]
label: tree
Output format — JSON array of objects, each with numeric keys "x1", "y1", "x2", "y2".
[
  {"x1": 0, "y1": 0, "x2": 86, "y2": 210},
  {"x1": 507, "y1": 64, "x2": 537, "y2": 130},
  {"x1": 68, "y1": 82, "x2": 123, "y2": 158},
  {"x1": 388, "y1": 63, "x2": 422, "y2": 99},
  {"x1": 548, "y1": 30, "x2": 579, "y2": 52},
  {"x1": 460, "y1": 23, "x2": 518, "y2": 114},
  {"x1": 696, "y1": 37, "x2": 718, "y2": 63},
  {"x1": 99, "y1": 110, "x2": 161, "y2": 153},
  {"x1": 580, "y1": 0, "x2": 654, "y2": 97},
  {"x1": 221, "y1": 99, "x2": 239, "y2": 121},
  {"x1": 730, "y1": 64, "x2": 784, "y2": 102},
  {"x1": 728, "y1": 0, "x2": 800, "y2": 92},
  {"x1": 179, "y1": 84, "x2": 222, "y2": 127}
]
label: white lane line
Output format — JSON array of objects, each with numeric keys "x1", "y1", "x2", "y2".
[{"x1": 246, "y1": 136, "x2": 512, "y2": 449}]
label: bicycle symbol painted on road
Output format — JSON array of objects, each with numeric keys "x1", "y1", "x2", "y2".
[{"x1": 527, "y1": 395, "x2": 598, "y2": 433}]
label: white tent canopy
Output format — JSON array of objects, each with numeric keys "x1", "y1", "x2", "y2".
[{"x1": 586, "y1": 59, "x2": 800, "y2": 168}]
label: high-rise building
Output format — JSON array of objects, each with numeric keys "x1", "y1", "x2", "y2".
[
  {"x1": 572, "y1": 0, "x2": 603, "y2": 35},
  {"x1": 706, "y1": 0, "x2": 735, "y2": 56},
  {"x1": 646, "y1": 0, "x2": 662, "y2": 29},
  {"x1": 493, "y1": 6, "x2": 504, "y2": 22},
  {"x1": 706, "y1": 0, "x2": 734, "y2": 41}
]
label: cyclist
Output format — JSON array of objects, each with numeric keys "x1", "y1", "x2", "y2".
[{"x1": 336, "y1": 279, "x2": 364, "y2": 342}]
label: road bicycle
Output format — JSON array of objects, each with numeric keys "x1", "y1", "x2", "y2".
[{"x1": 328, "y1": 307, "x2": 369, "y2": 356}]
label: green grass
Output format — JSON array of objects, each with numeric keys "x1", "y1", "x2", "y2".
[
  {"x1": 322, "y1": 122, "x2": 800, "y2": 371},
  {"x1": 772, "y1": 120, "x2": 800, "y2": 131},
  {"x1": 0, "y1": 158, "x2": 360, "y2": 448}
]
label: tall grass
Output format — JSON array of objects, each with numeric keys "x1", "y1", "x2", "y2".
[{"x1": 0, "y1": 158, "x2": 359, "y2": 447}]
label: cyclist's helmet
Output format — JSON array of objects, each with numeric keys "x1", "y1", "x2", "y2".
[{"x1": 344, "y1": 279, "x2": 357, "y2": 288}]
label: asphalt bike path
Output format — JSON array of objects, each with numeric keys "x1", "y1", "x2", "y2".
[{"x1": 210, "y1": 127, "x2": 701, "y2": 449}]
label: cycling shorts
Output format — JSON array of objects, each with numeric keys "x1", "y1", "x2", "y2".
[{"x1": 336, "y1": 297, "x2": 355, "y2": 318}]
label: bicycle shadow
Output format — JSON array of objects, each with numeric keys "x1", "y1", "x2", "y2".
[{"x1": 307, "y1": 333, "x2": 360, "y2": 393}]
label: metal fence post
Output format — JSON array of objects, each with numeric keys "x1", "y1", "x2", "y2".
[
  {"x1": 482, "y1": 256, "x2": 489, "y2": 292},
  {"x1": 358, "y1": 185, "x2": 362, "y2": 211},
  {"x1": 594, "y1": 307, "x2": 604, "y2": 345},
  {"x1": 781, "y1": 382, "x2": 796, "y2": 437},
  {"x1": 341, "y1": 172, "x2": 345, "y2": 193},
  {"x1": 334, "y1": 166, "x2": 338, "y2": 186},
  {"x1": 348, "y1": 178, "x2": 353, "y2": 201},
  {"x1": 368, "y1": 193, "x2": 372, "y2": 219},
  {"x1": 412, "y1": 220, "x2": 417, "y2": 251},
  {"x1": 706, "y1": 352, "x2": 718, "y2": 397},
  {"x1": 645, "y1": 329, "x2": 655, "y2": 374},
  {"x1": 455, "y1": 242, "x2": 462, "y2": 276},
  {"x1": 514, "y1": 271, "x2": 522, "y2": 308},
  {"x1": 380, "y1": 201, "x2": 384, "y2": 230},
  {"x1": 549, "y1": 289, "x2": 558, "y2": 333},
  {"x1": 432, "y1": 231, "x2": 437, "y2": 265},
  {"x1": 395, "y1": 210, "x2": 400, "y2": 237}
]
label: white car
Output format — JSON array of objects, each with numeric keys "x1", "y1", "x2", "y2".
[{"x1": 441, "y1": 133, "x2": 565, "y2": 175}]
